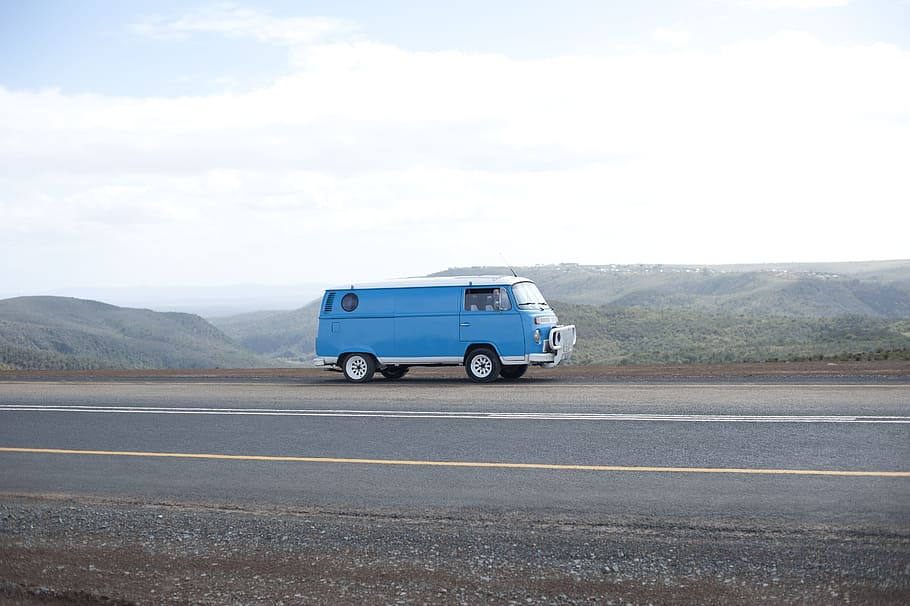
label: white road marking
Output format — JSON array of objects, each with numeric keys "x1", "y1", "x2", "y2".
[{"x1": 1, "y1": 404, "x2": 908, "y2": 423}]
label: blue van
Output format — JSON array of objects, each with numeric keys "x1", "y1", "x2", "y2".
[{"x1": 314, "y1": 276, "x2": 576, "y2": 382}]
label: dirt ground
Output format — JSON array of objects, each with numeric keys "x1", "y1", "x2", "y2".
[{"x1": 2, "y1": 495, "x2": 909, "y2": 606}]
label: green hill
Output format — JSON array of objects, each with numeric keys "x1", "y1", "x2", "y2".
[
  {"x1": 0, "y1": 296, "x2": 273, "y2": 370},
  {"x1": 209, "y1": 300, "x2": 320, "y2": 365},
  {"x1": 556, "y1": 304, "x2": 910, "y2": 365}
]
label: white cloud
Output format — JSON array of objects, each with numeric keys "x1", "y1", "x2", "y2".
[
  {"x1": 739, "y1": 0, "x2": 850, "y2": 8},
  {"x1": 654, "y1": 26, "x2": 691, "y2": 47},
  {"x1": 132, "y1": 3, "x2": 354, "y2": 46},
  {"x1": 1, "y1": 20, "x2": 908, "y2": 290}
]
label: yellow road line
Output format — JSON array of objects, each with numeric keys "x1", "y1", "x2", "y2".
[{"x1": 1, "y1": 447, "x2": 908, "y2": 477}]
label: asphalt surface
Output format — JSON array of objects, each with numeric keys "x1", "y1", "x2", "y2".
[
  {"x1": 1, "y1": 374, "x2": 909, "y2": 524},
  {"x1": 1, "y1": 367, "x2": 909, "y2": 604}
]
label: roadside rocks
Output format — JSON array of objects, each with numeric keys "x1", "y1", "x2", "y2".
[{"x1": 2, "y1": 496, "x2": 908, "y2": 605}]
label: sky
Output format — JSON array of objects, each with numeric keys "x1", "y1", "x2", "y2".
[{"x1": 1, "y1": 0, "x2": 908, "y2": 295}]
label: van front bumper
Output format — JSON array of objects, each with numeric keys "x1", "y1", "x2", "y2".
[{"x1": 529, "y1": 324, "x2": 576, "y2": 368}]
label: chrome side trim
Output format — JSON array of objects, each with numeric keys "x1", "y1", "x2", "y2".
[
  {"x1": 376, "y1": 356, "x2": 464, "y2": 365},
  {"x1": 501, "y1": 355, "x2": 529, "y2": 365}
]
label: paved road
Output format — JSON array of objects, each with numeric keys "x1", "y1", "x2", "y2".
[{"x1": 1, "y1": 378, "x2": 908, "y2": 528}]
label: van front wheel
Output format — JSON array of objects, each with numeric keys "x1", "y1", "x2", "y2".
[
  {"x1": 465, "y1": 348, "x2": 500, "y2": 383},
  {"x1": 342, "y1": 353, "x2": 376, "y2": 383}
]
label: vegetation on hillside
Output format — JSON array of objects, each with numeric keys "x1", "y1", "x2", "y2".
[
  {"x1": 0, "y1": 296, "x2": 272, "y2": 370},
  {"x1": 554, "y1": 303, "x2": 910, "y2": 365},
  {"x1": 209, "y1": 300, "x2": 320, "y2": 365}
]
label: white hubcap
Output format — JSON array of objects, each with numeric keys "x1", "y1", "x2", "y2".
[
  {"x1": 471, "y1": 354, "x2": 493, "y2": 378},
  {"x1": 346, "y1": 356, "x2": 368, "y2": 379}
]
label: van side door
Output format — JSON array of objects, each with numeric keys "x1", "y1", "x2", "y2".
[
  {"x1": 394, "y1": 286, "x2": 462, "y2": 359},
  {"x1": 458, "y1": 287, "x2": 525, "y2": 359}
]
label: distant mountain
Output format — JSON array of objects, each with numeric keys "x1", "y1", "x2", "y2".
[
  {"x1": 0, "y1": 283, "x2": 330, "y2": 317},
  {"x1": 0, "y1": 296, "x2": 273, "y2": 370},
  {"x1": 431, "y1": 261, "x2": 910, "y2": 318},
  {"x1": 209, "y1": 300, "x2": 320, "y2": 365}
]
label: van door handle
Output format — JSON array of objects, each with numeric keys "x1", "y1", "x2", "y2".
[{"x1": 459, "y1": 322, "x2": 470, "y2": 327}]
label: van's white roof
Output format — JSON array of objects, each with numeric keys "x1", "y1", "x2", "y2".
[{"x1": 328, "y1": 276, "x2": 531, "y2": 290}]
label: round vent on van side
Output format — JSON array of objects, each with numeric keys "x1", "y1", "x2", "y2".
[{"x1": 341, "y1": 292, "x2": 359, "y2": 312}]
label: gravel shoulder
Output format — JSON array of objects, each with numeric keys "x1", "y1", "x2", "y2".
[{"x1": 2, "y1": 494, "x2": 909, "y2": 606}]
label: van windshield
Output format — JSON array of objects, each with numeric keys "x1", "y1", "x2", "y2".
[{"x1": 512, "y1": 281, "x2": 550, "y2": 310}]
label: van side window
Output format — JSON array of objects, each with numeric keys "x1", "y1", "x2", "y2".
[
  {"x1": 497, "y1": 288, "x2": 512, "y2": 311},
  {"x1": 464, "y1": 288, "x2": 510, "y2": 311}
]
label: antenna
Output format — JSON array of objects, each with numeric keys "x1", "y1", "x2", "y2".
[{"x1": 499, "y1": 253, "x2": 518, "y2": 277}]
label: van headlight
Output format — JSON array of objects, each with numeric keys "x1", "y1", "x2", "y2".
[{"x1": 534, "y1": 329, "x2": 541, "y2": 344}]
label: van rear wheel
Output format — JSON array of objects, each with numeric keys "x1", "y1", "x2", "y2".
[
  {"x1": 380, "y1": 365, "x2": 409, "y2": 380},
  {"x1": 465, "y1": 347, "x2": 500, "y2": 383},
  {"x1": 499, "y1": 364, "x2": 528, "y2": 380},
  {"x1": 342, "y1": 353, "x2": 376, "y2": 382}
]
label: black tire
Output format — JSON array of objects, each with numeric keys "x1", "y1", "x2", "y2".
[
  {"x1": 342, "y1": 353, "x2": 376, "y2": 383},
  {"x1": 380, "y1": 365, "x2": 409, "y2": 380},
  {"x1": 464, "y1": 347, "x2": 501, "y2": 383},
  {"x1": 499, "y1": 364, "x2": 528, "y2": 380}
]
